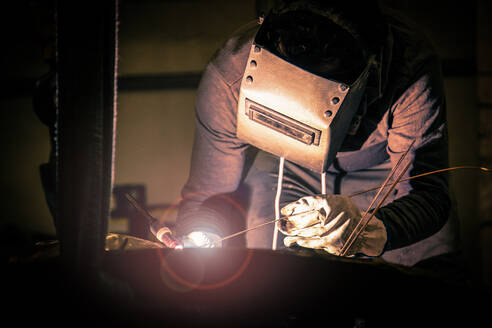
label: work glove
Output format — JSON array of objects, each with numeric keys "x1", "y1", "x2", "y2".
[
  {"x1": 181, "y1": 231, "x2": 222, "y2": 248},
  {"x1": 277, "y1": 195, "x2": 387, "y2": 257}
]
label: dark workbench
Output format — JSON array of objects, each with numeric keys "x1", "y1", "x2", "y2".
[{"x1": 3, "y1": 245, "x2": 490, "y2": 327}]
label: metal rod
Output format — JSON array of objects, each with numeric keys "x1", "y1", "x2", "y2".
[
  {"x1": 339, "y1": 140, "x2": 415, "y2": 255},
  {"x1": 215, "y1": 165, "x2": 490, "y2": 244},
  {"x1": 340, "y1": 160, "x2": 412, "y2": 256},
  {"x1": 125, "y1": 193, "x2": 156, "y2": 224},
  {"x1": 125, "y1": 193, "x2": 183, "y2": 249},
  {"x1": 348, "y1": 166, "x2": 490, "y2": 198},
  {"x1": 216, "y1": 209, "x2": 318, "y2": 244}
]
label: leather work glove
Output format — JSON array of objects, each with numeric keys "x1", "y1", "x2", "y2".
[{"x1": 277, "y1": 195, "x2": 387, "y2": 257}]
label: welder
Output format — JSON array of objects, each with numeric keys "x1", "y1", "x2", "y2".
[{"x1": 175, "y1": 0, "x2": 462, "y2": 270}]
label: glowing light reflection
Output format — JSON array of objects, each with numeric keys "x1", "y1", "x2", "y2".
[
  {"x1": 158, "y1": 249, "x2": 254, "y2": 291},
  {"x1": 188, "y1": 231, "x2": 213, "y2": 247}
]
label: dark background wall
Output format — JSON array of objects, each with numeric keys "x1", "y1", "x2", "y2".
[{"x1": 1, "y1": 0, "x2": 491, "y2": 286}]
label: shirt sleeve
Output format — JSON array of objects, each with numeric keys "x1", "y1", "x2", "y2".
[
  {"x1": 175, "y1": 62, "x2": 248, "y2": 237},
  {"x1": 377, "y1": 58, "x2": 451, "y2": 250}
]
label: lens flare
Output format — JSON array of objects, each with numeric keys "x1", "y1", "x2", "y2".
[{"x1": 158, "y1": 249, "x2": 254, "y2": 291}]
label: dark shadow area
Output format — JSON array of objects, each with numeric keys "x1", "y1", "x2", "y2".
[{"x1": 3, "y1": 247, "x2": 491, "y2": 327}]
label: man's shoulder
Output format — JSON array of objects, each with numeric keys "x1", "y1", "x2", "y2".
[{"x1": 208, "y1": 20, "x2": 259, "y2": 86}]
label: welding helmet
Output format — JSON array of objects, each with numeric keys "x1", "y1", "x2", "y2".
[{"x1": 237, "y1": 2, "x2": 381, "y2": 173}]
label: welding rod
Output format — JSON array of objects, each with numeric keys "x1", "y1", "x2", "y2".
[
  {"x1": 216, "y1": 165, "x2": 490, "y2": 246},
  {"x1": 339, "y1": 140, "x2": 415, "y2": 255},
  {"x1": 125, "y1": 193, "x2": 183, "y2": 249},
  {"x1": 215, "y1": 209, "x2": 319, "y2": 245}
]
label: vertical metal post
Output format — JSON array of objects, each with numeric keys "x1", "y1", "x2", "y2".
[{"x1": 56, "y1": 0, "x2": 118, "y2": 275}]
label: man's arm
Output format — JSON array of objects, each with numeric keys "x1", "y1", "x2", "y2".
[
  {"x1": 378, "y1": 57, "x2": 451, "y2": 251},
  {"x1": 175, "y1": 62, "x2": 248, "y2": 238}
]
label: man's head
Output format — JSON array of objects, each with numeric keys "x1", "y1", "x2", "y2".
[
  {"x1": 236, "y1": 0, "x2": 386, "y2": 172},
  {"x1": 256, "y1": 0, "x2": 386, "y2": 84}
]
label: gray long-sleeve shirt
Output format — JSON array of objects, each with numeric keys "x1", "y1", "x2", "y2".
[{"x1": 176, "y1": 9, "x2": 459, "y2": 266}]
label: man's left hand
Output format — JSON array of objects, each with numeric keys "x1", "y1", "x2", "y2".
[{"x1": 277, "y1": 195, "x2": 387, "y2": 256}]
